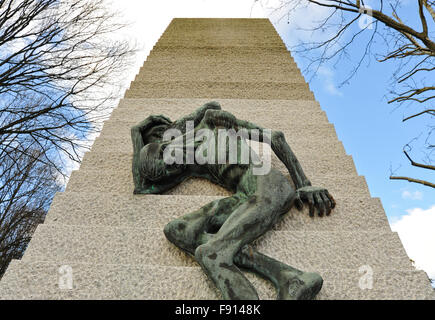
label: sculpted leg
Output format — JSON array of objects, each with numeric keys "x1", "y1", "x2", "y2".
[
  {"x1": 193, "y1": 196, "x2": 277, "y2": 300},
  {"x1": 163, "y1": 194, "x2": 244, "y2": 254},
  {"x1": 164, "y1": 170, "x2": 322, "y2": 300},
  {"x1": 234, "y1": 246, "x2": 323, "y2": 300},
  {"x1": 194, "y1": 169, "x2": 296, "y2": 300}
]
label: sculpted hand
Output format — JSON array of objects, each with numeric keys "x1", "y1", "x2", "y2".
[{"x1": 295, "y1": 186, "x2": 336, "y2": 217}]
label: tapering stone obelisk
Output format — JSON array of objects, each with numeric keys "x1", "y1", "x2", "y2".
[{"x1": 0, "y1": 18, "x2": 433, "y2": 299}]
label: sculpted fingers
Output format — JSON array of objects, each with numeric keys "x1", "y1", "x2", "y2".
[
  {"x1": 320, "y1": 192, "x2": 332, "y2": 216},
  {"x1": 326, "y1": 190, "x2": 336, "y2": 209},
  {"x1": 296, "y1": 187, "x2": 336, "y2": 217},
  {"x1": 314, "y1": 193, "x2": 325, "y2": 217},
  {"x1": 295, "y1": 196, "x2": 304, "y2": 211},
  {"x1": 307, "y1": 193, "x2": 315, "y2": 217}
]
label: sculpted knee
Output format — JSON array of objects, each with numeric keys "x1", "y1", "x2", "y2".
[
  {"x1": 281, "y1": 183, "x2": 296, "y2": 209},
  {"x1": 195, "y1": 243, "x2": 216, "y2": 264},
  {"x1": 271, "y1": 130, "x2": 285, "y2": 142},
  {"x1": 271, "y1": 175, "x2": 296, "y2": 210},
  {"x1": 163, "y1": 219, "x2": 187, "y2": 243}
]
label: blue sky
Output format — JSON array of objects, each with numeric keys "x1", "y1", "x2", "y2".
[
  {"x1": 266, "y1": 1, "x2": 435, "y2": 281},
  {"x1": 267, "y1": 2, "x2": 434, "y2": 224},
  {"x1": 108, "y1": 0, "x2": 434, "y2": 282}
]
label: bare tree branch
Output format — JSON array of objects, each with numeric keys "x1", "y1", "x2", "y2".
[
  {"x1": 402, "y1": 150, "x2": 435, "y2": 171},
  {"x1": 403, "y1": 109, "x2": 435, "y2": 122},
  {"x1": 267, "y1": 0, "x2": 435, "y2": 188},
  {"x1": 0, "y1": 0, "x2": 135, "y2": 276},
  {"x1": 389, "y1": 176, "x2": 435, "y2": 188}
]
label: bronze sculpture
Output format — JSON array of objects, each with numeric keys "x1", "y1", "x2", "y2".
[{"x1": 131, "y1": 101, "x2": 335, "y2": 300}]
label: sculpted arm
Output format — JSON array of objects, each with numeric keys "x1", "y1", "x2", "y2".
[
  {"x1": 170, "y1": 101, "x2": 221, "y2": 133},
  {"x1": 202, "y1": 109, "x2": 309, "y2": 188},
  {"x1": 202, "y1": 109, "x2": 335, "y2": 216}
]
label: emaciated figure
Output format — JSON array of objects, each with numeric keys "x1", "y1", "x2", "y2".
[{"x1": 131, "y1": 101, "x2": 335, "y2": 300}]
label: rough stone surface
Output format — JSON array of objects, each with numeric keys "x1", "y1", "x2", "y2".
[
  {"x1": 65, "y1": 170, "x2": 365, "y2": 197},
  {"x1": 135, "y1": 61, "x2": 305, "y2": 82},
  {"x1": 1, "y1": 261, "x2": 433, "y2": 300},
  {"x1": 21, "y1": 224, "x2": 412, "y2": 271},
  {"x1": 1, "y1": 17, "x2": 433, "y2": 300},
  {"x1": 78, "y1": 151, "x2": 359, "y2": 180},
  {"x1": 101, "y1": 120, "x2": 335, "y2": 139},
  {"x1": 45, "y1": 193, "x2": 390, "y2": 231},
  {"x1": 91, "y1": 135, "x2": 347, "y2": 155},
  {"x1": 91, "y1": 133, "x2": 347, "y2": 157},
  {"x1": 109, "y1": 99, "x2": 327, "y2": 122},
  {"x1": 146, "y1": 47, "x2": 295, "y2": 64},
  {"x1": 124, "y1": 81, "x2": 315, "y2": 100}
]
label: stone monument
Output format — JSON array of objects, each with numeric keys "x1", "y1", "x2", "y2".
[{"x1": 0, "y1": 18, "x2": 433, "y2": 299}]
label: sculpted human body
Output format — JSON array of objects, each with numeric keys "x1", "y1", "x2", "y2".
[{"x1": 131, "y1": 101, "x2": 335, "y2": 300}]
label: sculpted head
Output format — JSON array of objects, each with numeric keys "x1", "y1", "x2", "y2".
[
  {"x1": 139, "y1": 142, "x2": 167, "y2": 181},
  {"x1": 138, "y1": 115, "x2": 186, "y2": 182}
]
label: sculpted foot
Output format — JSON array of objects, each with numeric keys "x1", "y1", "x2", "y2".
[{"x1": 277, "y1": 271, "x2": 323, "y2": 300}]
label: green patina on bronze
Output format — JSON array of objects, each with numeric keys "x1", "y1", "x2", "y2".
[{"x1": 131, "y1": 101, "x2": 336, "y2": 300}]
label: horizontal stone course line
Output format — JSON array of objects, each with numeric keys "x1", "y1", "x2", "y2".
[
  {"x1": 155, "y1": 32, "x2": 285, "y2": 45},
  {"x1": 139, "y1": 60, "x2": 299, "y2": 70},
  {"x1": 161, "y1": 24, "x2": 279, "y2": 33},
  {"x1": 168, "y1": 17, "x2": 272, "y2": 23},
  {"x1": 92, "y1": 137, "x2": 349, "y2": 180},
  {"x1": 80, "y1": 145, "x2": 350, "y2": 165},
  {"x1": 127, "y1": 80, "x2": 311, "y2": 91},
  {"x1": 68, "y1": 154, "x2": 361, "y2": 195},
  {"x1": 1, "y1": 261, "x2": 432, "y2": 300},
  {"x1": 162, "y1": 25, "x2": 278, "y2": 32},
  {"x1": 157, "y1": 34, "x2": 285, "y2": 41},
  {"x1": 148, "y1": 45, "x2": 292, "y2": 56},
  {"x1": 161, "y1": 25, "x2": 280, "y2": 38},
  {"x1": 154, "y1": 40, "x2": 286, "y2": 48},
  {"x1": 78, "y1": 152, "x2": 359, "y2": 186},
  {"x1": 94, "y1": 123, "x2": 340, "y2": 147},
  {"x1": 20, "y1": 225, "x2": 412, "y2": 272},
  {"x1": 95, "y1": 131, "x2": 344, "y2": 168},
  {"x1": 89, "y1": 136, "x2": 346, "y2": 155},
  {"x1": 107, "y1": 108, "x2": 327, "y2": 126},
  {"x1": 153, "y1": 30, "x2": 285, "y2": 45},
  {"x1": 134, "y1": 64, "x2": 305, "y2": 83},
  {"x1": 116, "y1": 97, "x2": 319, "y2": 106},
  {"x1": 166, "y1": 18, "x2": 274, "y2": 29},
  {"x1": 124, "y1": 81, "x2": 315, "y2": 100},
  {"x1": 146, "y1": 47, "x2": 296, "y2": 64},
  {"x1": 113, "y1": 98, "x2": 324, "y2": 113},
  {"x1": 105, "y1": 98, "x2": 334, "y2": 144},
  {"x1": 161, "y1": 25, "x2": 280, "y2": 32},
  {"x1": 64, "y1": 169, "x2": 369, "y2": 198},
  {"x1": 159, "y1": 29, "x2": 282, "y2": 36},
  {"x1": 99, "y1": 123, "x2": 336, "y2": 142},
  {"x1": 152, "y1": 43, "x2": 287, "y2": 50},
  {"x1": 44, "y1": 192, "x2": 390, "y2": 231}
]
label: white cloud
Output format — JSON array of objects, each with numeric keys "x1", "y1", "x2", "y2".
[
  {"x1": 391, "y1": 205, "x2": 435, "y2": 280},
  {"x1": 317, "y1": 66, "x2": 343, "y2": 96},
  {"x1": 401, "y1": 190, "x2": 423, "y2": 200}
]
